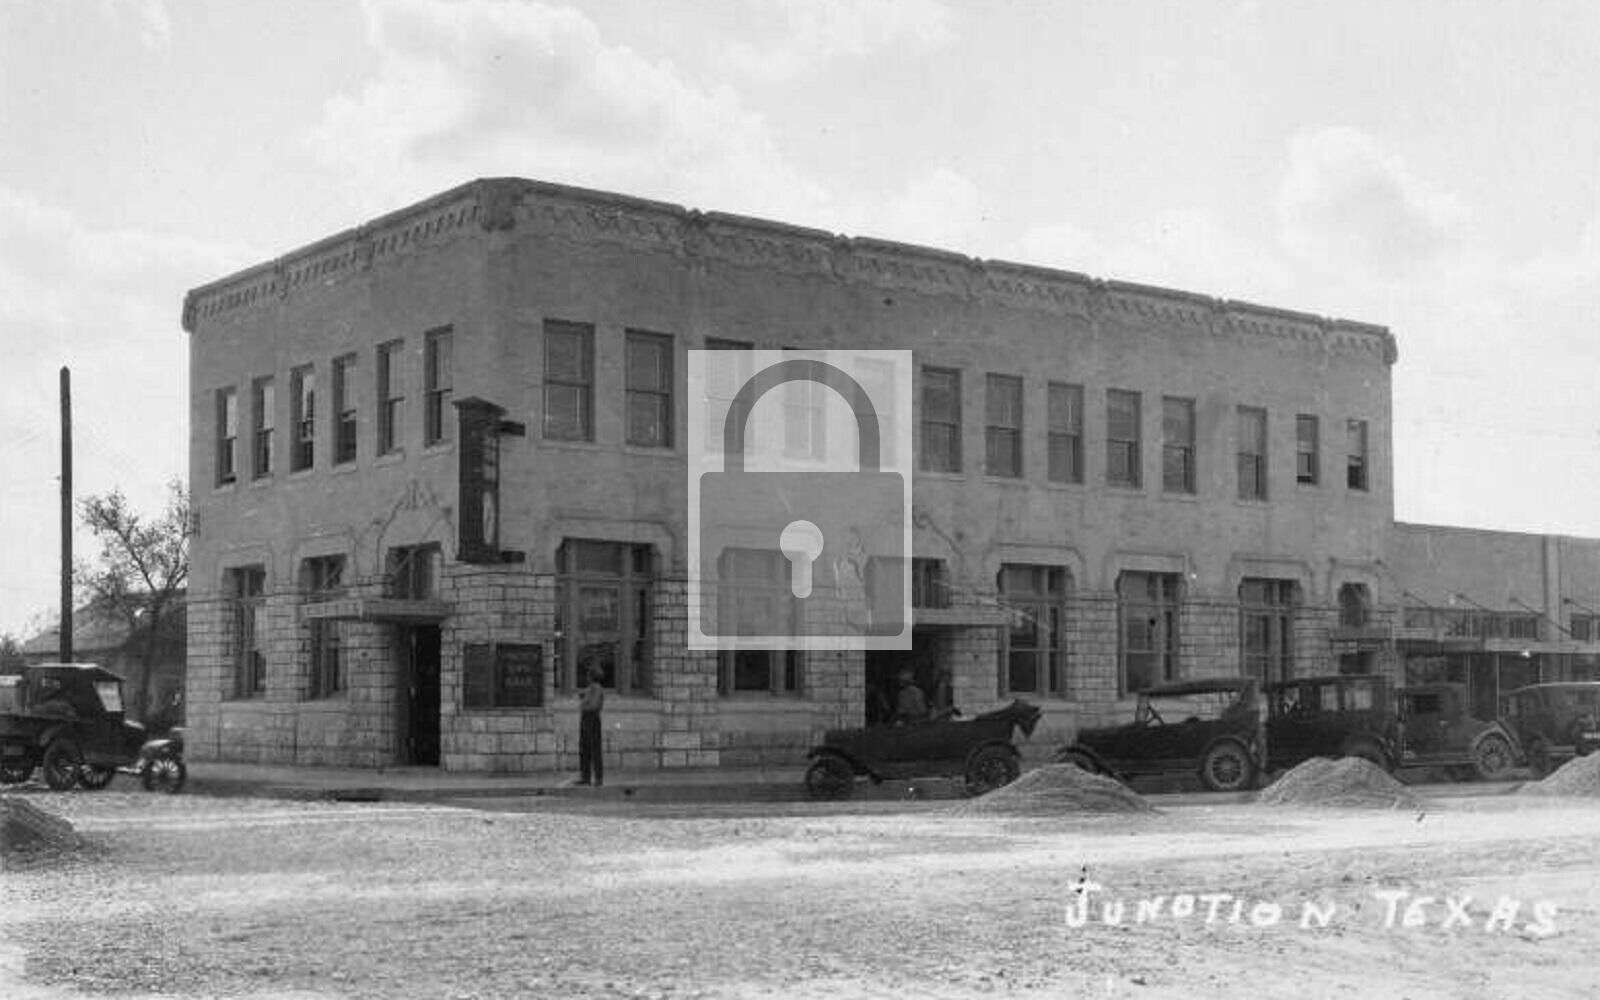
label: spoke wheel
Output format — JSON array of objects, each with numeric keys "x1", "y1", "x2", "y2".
[
  {"x1": 1474, "y1": 734, "x2": 1514, "y2": 781},
  {"x1": 142, "y1": 753, "x2": 187, "y2": 794},
  {"x1": 803, "y1": 756, "x2": 855, "y2": 801},
  {"x1": 77, "y1": 764, "x2": 116, "y2": 790},
  {"x1": 1342, "y1": 740, "x2": 1391, "y2": 773},
  {"x1": 1199, "y1": 741, "x2": 1255, "y2": 793},
  {"x1": 965, "y1": 745, "x2": 1021, "y2": 796},
  {"x1": 40, "y1": 739, "x2": 84, "y2": 791}
]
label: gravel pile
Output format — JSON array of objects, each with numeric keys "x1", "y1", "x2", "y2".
[
  {"x1": 950, "y1": 765, "x2": 1153, "y2": 816},
  {"x1": 1257, "y1": 757, "x2": 1421, "y2": 810},
  {"x1": 1521, "y1": 752, "x2": 1600, "y2": 797}
]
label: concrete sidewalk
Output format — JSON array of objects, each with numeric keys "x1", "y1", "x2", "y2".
[{"x1": 185, "y1": 760, "x2": 814, "y2": 804}]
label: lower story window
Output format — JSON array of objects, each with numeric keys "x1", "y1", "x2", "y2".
[
  {"x1": 718, "y1": 650, "x2": 803, "y2": 695},
  {"x1": 999, "y1": 564, "x2": 1068, "y2": 696},
  {"x1": 309, "y1": 620, "x2": 343, "y2": 698},
  {"x1": 1241, "y1": 577, "x2": 1297, "y2": 682},
  {"x1": 1119, "y1": 572, "x2": 1180, "y2": 694},
  {"x1": 556, "y1": 540, "x2": 654, "y2": 694}
]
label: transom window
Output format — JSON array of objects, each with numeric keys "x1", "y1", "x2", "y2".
[{"x1": 387, "y1": 544, "x2": 439, "y2": 599}]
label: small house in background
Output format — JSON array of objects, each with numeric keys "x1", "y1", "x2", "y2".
[{"x1": 21, "y1": 595, "x2": 186, "y2": 735}]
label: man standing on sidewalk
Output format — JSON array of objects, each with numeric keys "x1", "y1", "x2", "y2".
[{"x1": 578, "y1": 665, "x2": 605, "y2": 786}]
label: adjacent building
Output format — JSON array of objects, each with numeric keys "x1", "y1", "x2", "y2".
[{"x1": 181, "y1": 177, "x2": 1600, "y2": 771}]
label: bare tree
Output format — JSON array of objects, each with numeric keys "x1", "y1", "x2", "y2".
[
  {"x1": 0, "y1": 633, "x2": 24, "y2": 674},
  {"x1": 76, "y1": 480, "x2": 191, "y2": 722}
]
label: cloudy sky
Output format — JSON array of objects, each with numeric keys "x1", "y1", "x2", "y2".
[{"x1": 3, "y1": 0, "x2": 1598, "y2": 636}]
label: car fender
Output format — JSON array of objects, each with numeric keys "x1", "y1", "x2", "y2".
[
  {"x1": 1054, "y1": 742, "x2": 1116, "y2": 777},
  {"x1": 1469, "y1": 723, "x2": 1518, "y2": 754},
  {"x1": 139, "y1": 736, "x2": 184, "y2": 758},
  {"x1": 805, "y1": 745, "x2": 867, "y2": 776},
  {"x1": 35, "y1": 721, "x2": 76, "y2": 750}
]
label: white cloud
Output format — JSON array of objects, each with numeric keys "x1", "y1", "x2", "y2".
[
  {"x1": 310, "y1": 0, "x2": 828, "y2": 220},
  {"x1": 1275, "y1": 126, "x2": 1470, "y2": 279},
  {"x1": 0, "y1": 187, "x2": 254, "y2": 633},
  {"x1": 96, "y1": 0, "x2": 172, "y2": 49},
  {"x1": 723, "y1": 0, "x2": 959, "y2": 82}
]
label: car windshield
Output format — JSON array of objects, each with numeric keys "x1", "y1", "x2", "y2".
[
  {"x1": 1137, "y1": 690, "x2": 1238, "y2": 724},
  {"x1": 94, "y1": 680, "x2": 124, "y2": 714}
]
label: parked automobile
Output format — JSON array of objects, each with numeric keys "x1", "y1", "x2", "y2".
[
  {"x1": 1264, "y1": 674, "x2": 1399, "y2": 772},
  {"x1": 1396, "y1": 682, "x2": 1518, "y2": 780},
  {"x1": 1055, "y1": 678, "x2": 1264, "y2": 793},
  {"x1": 804, "y1": 699, "x2": 1042, "y2": 799},
  {"x1": 0, "y1": 662, "x2": 186, "y2": 792},
  {"x1": 1500, "y1": 681, "x2": 1600, "y2": 777}
]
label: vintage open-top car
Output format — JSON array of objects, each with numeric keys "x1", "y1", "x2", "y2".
[
  {"x1": 803, "y1": 699, "x2": 1042, "y2": 799},
  {"x1": 1056, "y1": 678, "x2": 1264, "y2": 792},
  {"x1": 0, "y1": 662, "x2": 186, "y2": 792},
  {"x1": 1500, "y1": 681, "x2": 1600, "y2": 777}
]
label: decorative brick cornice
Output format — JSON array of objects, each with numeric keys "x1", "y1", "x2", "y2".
[{"x1": 181, "y1": 177, "x2": 1397, "y2": 365}]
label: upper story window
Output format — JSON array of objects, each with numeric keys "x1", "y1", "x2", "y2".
[
  {"x1": 377, "y1": 340, "x2": 404, "y2": 455},
  {"x1": 251, "y1": 376, "x2": 275, "y2": 479},
  {"x1": 703, "y1": 338, "x2": 754, "y2": 454},
  {"x1": 1571, "y1": 615, "x2": 1599, "y2": 642},
  {"x1": 1162, "y1": 396, "x2": 1196, "y2": 494},
  {"x1": 1347, "y1": 419, "x2": 1369, "y2": 491},
  {"x1": 1236, "y1": 406, "x2": 1267, "y2": 501},
  {"x1": 332, "y1": 353, "x2": 357, "y2": 465},
  {"x1": 544, "y1": 320, "x2": 594, "y2": 442},
  {"x1": 1047, "y1": 382, "x2": 1083, "y2": 484},
  {"x1": 985, "y1": 374, "x2": 1023, "y2": 478},
  {"x1": 1296, "y1": 414, "x2": 1319, "y2": 485},
  {"x1": 215, "y1": 387, "x2": 238, "y2": 486},
  {"x1": 424, "y1": 327, "x2": 453, "y2": 446},
  {"x1": 919, "y1": 366, "x2": 962, "y2": 474},
  {"x1": 626, "y1": 330, "x2": 673, "y2": 448},
  {"x1": 782, "y1": 348, "x2": 827, "y2": 461},
  {"x1": 290, "y1": 365, "x2": 315, "y2": 471},
  {"x1": 1106, "y1": 389, "x2": 1141, "y2": 488},
  {"x1": 999, "y1": 564, "x2": 1069, "y2": 697}
]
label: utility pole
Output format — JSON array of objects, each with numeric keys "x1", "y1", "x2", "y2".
[{"x1": 60, "y1": 366, "x2": 73, "y2": 662}]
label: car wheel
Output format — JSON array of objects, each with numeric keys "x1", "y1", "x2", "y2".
[
  {"x1": 1474, "y1": 733, "x2": 1515, "y2": 781},
  {"x1": 1200, "y1": 740, "x2": 1255, "y2": 793},
  {"x1": 0, "y1": 761, "x2": 34, "y2": 785},
  {"x1": 1342, "y1": 740, "x2": 1391, "y2": 773},
  {"x1": 40, "y1": 738, "x2": 84, "y2": 791},
  {"x1": 77, "y1": 764, "x2": 116, "y2": 790},
  {"x1": 965, "y1": 746, "x2": 1020, "y2": 796},
  {"x1": 1055, "y1": 748, "x2": 1102, "y2": 774},
  {"x1": 142, "y1": 752, "x2": 187, "y2": 794}
]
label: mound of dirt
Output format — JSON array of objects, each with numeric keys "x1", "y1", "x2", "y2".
[
  {"x1": 1257, "y1": 757, "x2": 1421, "y2": 810},
  {"x1": 1521, "y1": 753, "x2": 1600, "y2": 797},
  {"x1": 950, "y1": 764, "x2": 1154, "y2": 816}
]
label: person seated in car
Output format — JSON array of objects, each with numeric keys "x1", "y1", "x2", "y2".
[{"x1": 893, "y1": 668, "x2": 930, "y2": 724}]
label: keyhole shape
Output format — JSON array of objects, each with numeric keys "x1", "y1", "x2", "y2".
[{"x1": 779, "y1": 519, "x2": 825, "y2": 599}]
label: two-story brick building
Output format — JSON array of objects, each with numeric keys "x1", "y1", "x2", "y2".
[{"x1": 180, "y1": 177, "x2": 1599, "y2": 772}]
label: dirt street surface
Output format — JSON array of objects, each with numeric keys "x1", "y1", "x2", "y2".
[{"x1": 3, "y1": 786, "x2": 1599, "y2": 1000}]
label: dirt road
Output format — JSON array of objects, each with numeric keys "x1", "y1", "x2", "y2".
[{"x1": 3, "y1": 788, "x2": 1597, "y2": 999}]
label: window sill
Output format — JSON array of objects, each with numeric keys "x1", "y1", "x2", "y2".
[
  {"x1": 621, "y1": 443, "x2": 679, "y2": 458},
  {"x1": 1159, "y1": 491, "x2": 1200, "y2": 503},
  {"x1": 980, "y1": 474, "x2": 1028, "y2": 487},
  {"x1": 287, "y1": 467, "x2": 316, "y2": 481},
  {"x1": 915, "y1": 470, "x2": 967, "y2": 482},
  {"x1": 1104, "y1": 483, "x2": 1145, "y2": 495},
  {"x1": 329, "y1": 461, "x2": 359, "y2": 476},
  {"x1": 248, "y1": 476, "x2": 274, "y2": 489},
  {"x1": 1233, "y1": 497, "x2": 1271, "y2": 508},
  {"x1": 213, "y1": 479, "x2": 238, "y2": 494},
  {"x1": 373, "y1": 451, "x2": 406, "y2": 468},
  {"x1": 539, "y1": 437, "x2": 604, "y2": 453},
  {"x1": 422, "y1": 441, "x2": 456, "y2": 457}
]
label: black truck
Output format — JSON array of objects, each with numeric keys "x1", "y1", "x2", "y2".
[{"x1": 0, "y1": 662, "x2": 185, "y2": 792}]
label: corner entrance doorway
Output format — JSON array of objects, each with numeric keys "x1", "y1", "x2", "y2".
[{"x1": 400, "y1": 624, "x2": 441, "y2": 766}]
